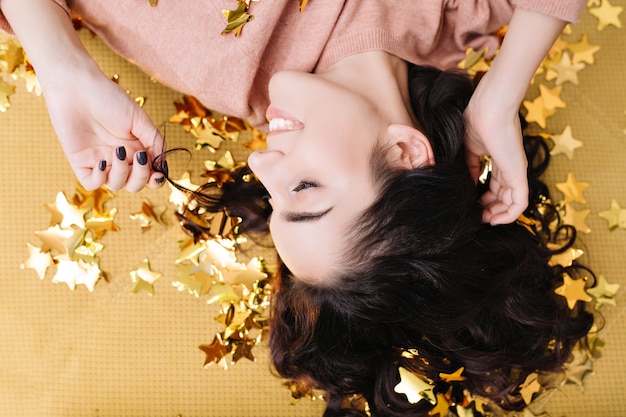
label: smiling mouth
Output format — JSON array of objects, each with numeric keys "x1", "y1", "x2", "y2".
[{"x1": 268, "y1": 117, "x2": 304, "y2": 133}]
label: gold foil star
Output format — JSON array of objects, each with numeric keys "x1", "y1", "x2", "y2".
[
  {"x1": 563, "y1": 204, "x2": 591, "y2": 234},
  {"x1": 539, "y1": 84, "x2": 566, "y2": 111},
  {"x1": 73, "y1": 259, "x2": 103, "y2": 292},
  {"x1": 549, "y1": 246, "x2": 584, "y2": 267},
  {"x1": 172, "y1": 263, "x2": 204, "y2": 297},
  {"x1": 587, "y1": 275, "x2": 620, "y2": 308},
  {"x1": 457, "y1": 47, "x2": 491, "y2": 77},
  {"x1": 34, "y1": 225, "x2": 81, "y2": 255},
  {"x1": 206, "y1": 283, "x2": 241, "y2": 305},
  {"x1": 0, "y1": 38, "x2": 24, "y2": 73},
  {"x1": 130, "y1": 258, "x2": 162, "y2": 295},
  {"x1": 22, "y1": 243, "x2": 53, "y2": 279},
  {"x1": 85, "y1": 208, "x2": 120, "y2": 239},
  {"x1": 550, "y1": 52, "x2": 585, "y2": 85},
  {"x1": 52, "y1": 191, "x2": 89, "y2": 229},
  {"x1": 130, "y1": 199, "x2": 168, "y2": 231},
  {"x1": 554, "y1": 273, "x2": 592, "y2": 309},
  {"x1": 550, "y1": 126, "x2": 582, "y2": 160},
  {"x1": 520, "y1": 373, "x2": 542, "y2": 405},
  {"x1": 428, "y1": 392, "x2": 451, "y2": 417},
  {"x1": 169, "y1": 172, "x2": 200, "y2": 208},
  {"x1": 569, "y1": 34, "x2": 601, "y2": 64},
  {"x1": 439, "y1": 367, "x2": 467, "y2": 382},
  {"x1": 72, "y1": 183, "x2": 115, "y2": 214},
  {"x1": 598, "y1": 199, "x2": 626, "y2": 230},
  {"x1": 52, "y1": 255, "x2": 83, "y2": 290},
  {"x1": 523, "y1": 96, "x2": 555, "y2": 128},
  {"x1": 556, "y1": 172, "x2": 589, "y2": 205},
  {"x1": 221, "y1": 1, "x2": 255, "y2": 37},
  {"x1": 232, "y1": 337, "x2": 256, "y2": 362},
  {"x1": 394, "y1": 367, "x2": 436, "y2": 405},
  {"x1": 0, "y1": 78, "x2": 15, "y2": 112},
  {"x1": 564, "y1": 346, "x2": 594, "y2": 387},
  {"x1": 199, "y1": 334, "x2": 229, "y2": 367},
  {"x1": 589, "y1": 0, "x2": 623, "y2": 30}
]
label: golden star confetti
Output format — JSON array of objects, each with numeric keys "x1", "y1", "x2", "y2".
[
  {"x1": 520, "y1": 373, "x2": 542, "y2": 405},
  {"x1": 457, "y1": 47, "x2": 492, "y2": 77},
  {"x1": 550, "y1": 126, "x2": 583, "y2": 160},
  {"x1": 221, "y1": 0, "x2": 255, "y2": 37},
  {"x1": 130, "y1": 258, "x2": 162, "y2": 295},
  {"x1": 562, "y1": 204, "x2": 591, "y2": 233},
  {"x1": 589, "y1": 0, "x2": 623, "y2": 30},
  {"x1": 564, "y1": 345, "x2": 594, "y2": 387},
  {"x1": 569, "y1": 33, "x2": 601, "y2": 64},
  {"x1": 523, "y1": 96, "x2": 555, "y2": 128},
  {"x1": 429, "y1": 392, "x2": 451, "y2": 417},
  {"x1": 598, "y1": 199, "x2": 626, "y2": 230},
  {"x1": 439, "y1": 367, "x2": 467, "y2": 382},
  {"x1": 556, "y1": 172, "x2": 589, "y2": 205},
  {"x1": 587, "y1": 275, "x2": 620, "y2": 308},
  {"x1": 0, "y1": 38, "x2": 24, "y2": 74},
  {"x1": 0, "y1": 78, "x2": 15, "y2": 112},
  {"x1": 554, "y1": 273, "x2": 592, "y2": 309},
  {"x1": 539, "y1": 84, "x2": 566, "y2": 111},
  {"x1": 130, "y1": 199, "x2": 168, "y2": 231},
  {"x1": 549, "y1": 246, "x2": 584, "y2": 267},
  {"x1": 21, "y1": 243, "x2": 53, "y2": 280},
  {"x1": 394, "y1": 367, "x2": 436, "y2": 405},
  {"x1": 550, "y1": 52, "x2": 586, "y2": 85},
  {"x1": 71, "y1": 184, "x2": 115, "y2": 214},
  {"x1": 85, "y1": 208, "x2": 120, "y2": 239}
]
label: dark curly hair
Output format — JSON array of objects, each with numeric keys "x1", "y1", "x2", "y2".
[
  {"x1": 268, "y1": 65, "x2": 593, "y2": 416},
  {"x1": 161, "y1": 64, "x2": 594, "y2": 416}
]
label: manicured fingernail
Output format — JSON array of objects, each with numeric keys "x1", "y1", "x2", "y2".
[
  {"x1": 155, "y1": 176, "x2": 165, "y2": 185},
  {"x1": 99, "y1": 160, "x2": 106, "y2": 171},
  {"x1": 116, "y1": 146, "x2": 126, "y2": 161},
  {"x1": 137, "y1": 151, "x2": 148, "y2": 166}
]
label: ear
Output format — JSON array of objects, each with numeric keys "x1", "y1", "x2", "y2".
[{"x1": 386, "y1": 124, "x2": 434, "y2": 169}]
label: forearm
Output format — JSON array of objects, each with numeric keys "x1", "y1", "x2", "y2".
[
  {"x1": 1, "y1": 0, "x2": 100, "y2": 89},
  {"x1": 475, "y1": 6, "x2": 567, "y2": 113}
]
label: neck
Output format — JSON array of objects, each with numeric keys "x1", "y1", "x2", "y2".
[{"x1": 318, "y1": 51, "x2": 414, "y2": 126}]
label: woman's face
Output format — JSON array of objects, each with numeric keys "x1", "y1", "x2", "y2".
[{"x1": 247, "y1": 70, "x2": 388, "y2": 283}]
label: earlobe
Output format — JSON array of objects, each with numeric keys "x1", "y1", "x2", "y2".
[{"x1": 387, "y1": 124, "x2": 435, "y2": 169}]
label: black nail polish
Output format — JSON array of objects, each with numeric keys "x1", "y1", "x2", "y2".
[
  {"x1": 116, "y1": 146, "x2": 126, "y2": 161},
  {"x1": 99, "y1": 160, "x2": 106, "y2": 171},
  {"x1": 155, "y1": 176, "x2": 165, "y2": 185},
  {"x1": 137, "y1": 151, "x2": 148, "y2": 166}
]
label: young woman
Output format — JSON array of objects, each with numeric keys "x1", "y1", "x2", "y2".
[{"x1": 2, "y1": 0, "x2": 593, "y2": 415}]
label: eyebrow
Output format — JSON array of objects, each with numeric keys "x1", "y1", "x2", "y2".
[{"x1": 281, "y1": 207, "x2": 333, "y2": 223}]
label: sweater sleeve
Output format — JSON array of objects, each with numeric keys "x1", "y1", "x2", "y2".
[
  {"x1": 512, "y1": 0, "x2": 587, "y2": 23},
  {"x1": 0, "y1": 0, "x2": 70, "y2": 34}
]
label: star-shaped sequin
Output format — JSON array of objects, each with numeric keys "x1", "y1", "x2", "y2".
[
  {"x1": 589, "y1": 0, "x2": 623, "y2": 30},
  {"x1": 556, "y1": 172, "x2": 589, "y2": 205},
  {"x1": 550, "y1": 126, "x2": 582, "y2": 160},
  {"x1": 554, "y1": 273, "x2": 592, "y2": 309}
]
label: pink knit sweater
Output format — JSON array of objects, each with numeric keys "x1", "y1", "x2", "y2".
[{"x1": 1, "y1": 0, "x2": 586, "y2": 126}]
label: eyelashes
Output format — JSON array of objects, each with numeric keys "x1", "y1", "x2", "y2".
[{"x1": 292, "y1": 181, "x2": 319, "y2": 192}]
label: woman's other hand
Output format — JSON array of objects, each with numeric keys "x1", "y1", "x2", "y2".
[{"x1": 464, "y1": 95, "x2": 528, "y2": 225}]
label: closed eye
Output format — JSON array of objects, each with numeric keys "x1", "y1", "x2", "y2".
[{"x1": 292, "y1": 181, "x2": 319, "y2": 192}]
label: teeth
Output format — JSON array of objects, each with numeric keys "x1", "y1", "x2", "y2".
[{"x1": 269, "y1": 117, "x2": 302, "y2": 132}]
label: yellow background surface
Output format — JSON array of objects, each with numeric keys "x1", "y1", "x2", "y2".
[{"x1": 1, "y1": 2, "x2": 625, "y2": 416}]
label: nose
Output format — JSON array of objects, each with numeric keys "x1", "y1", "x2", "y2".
[{"x1": 247, "y1": 149, "x2": 283, "y2": 188}]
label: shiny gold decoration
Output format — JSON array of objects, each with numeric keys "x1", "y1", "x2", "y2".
[
  {"x1": 85, "y1": 208, "x2": 120, "y2": 239},
  {"x1": 550, "y1": 52, "x2": 586, "y2": 85},
  {"x1": 549, "y1": 247, "x2": 584, "y2": 267},
  {"x1": 221, "y1": 0, "x2": 255, "y2": 37},
  {"x1": 199, "y1": 334, "x2": 229, "y2": 369},
  {"x1": 563, "y1": 204, "x2": 591, "y2": 234},
  {"x1": 71, "y1": 184, "x2": 115, "y2": 214},
  {"x1": 439, "y1": 367, "x2": 467, "y2": 382},
  {"x1": 554, "y1": 273, "x2": 592, "y2": 309},
  {"x1": 564, "y1": 345, "x2": 594, "y2": 387},
  {"x1": 149, "y1": 0, "x2": 158, "y2": 6},
  {"x1": 0, "y1": 78, "x2": 15, "y2": 112},
  {"x1": 428, "y1": 392, "x2": 451, "y2": 417},
  {"x1": 299, "y1": 0, "x2": 309, "y2": 12},
  {"x1": 0, "y1": 38, "x2": 24, "y2": 74},
  {"x1": 569, "y1": 33, "x2": 601, "y2": 64},
  {"x1": 520, "y1": 373, "x2": 542, "y2": 405},
  {"x1": 523, "y1": 96, "x2": 555, "y2": 128},
  {"x1": 550, "y1": 126, "x2": 583, "y2": 160},
  {"x1": 555, "y1": 172, "x2": 590, "y2": 205},
  {"x1": 457, "y1": 47, "x2": 491, "y2": 77},
  {"x1": 130, "y1": 199, "x2": 168, "y2": 231},
  {"x1": 538, "y1": 84, "x2": 566, "y2": 111},
  {"x1": 21, "y1": 243, "x2": 53, "y2": 280},
  {"x1": 598, "y1": 199, "x2": 626, "y2": 230},
  {"x1": 394, "y1": 367, "x2": 436, "y2": 405},
  {"x1": 130, "y1": 258, "x2": 162, "y2": 295},
  {"x1": 589, "y1": 0, "x2": 623, "y2": 30},
  {"x1": 51, "y1": 191, "x2": 89, "y2": 229},
  {"x1": 587, "y1": 275, "x2": 620, "y2": 308}
]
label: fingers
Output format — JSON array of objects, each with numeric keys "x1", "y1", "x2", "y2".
[
  {"x1": 125, "y1": 151, "x2": 152, "y2": 192},
  {"x1": 106, "y1": 146, "x2": 131, "y2": 191}
]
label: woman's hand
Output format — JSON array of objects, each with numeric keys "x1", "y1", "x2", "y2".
[
  {"x1": 2, "y1": 0, "x2": 165, "y2": 192},
  {"x1": 464, "y1": 94, "x2": 528, "y2": 225},
  {"x1": 44, "y1": 68, "x2": 166, "y2": 192}
]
